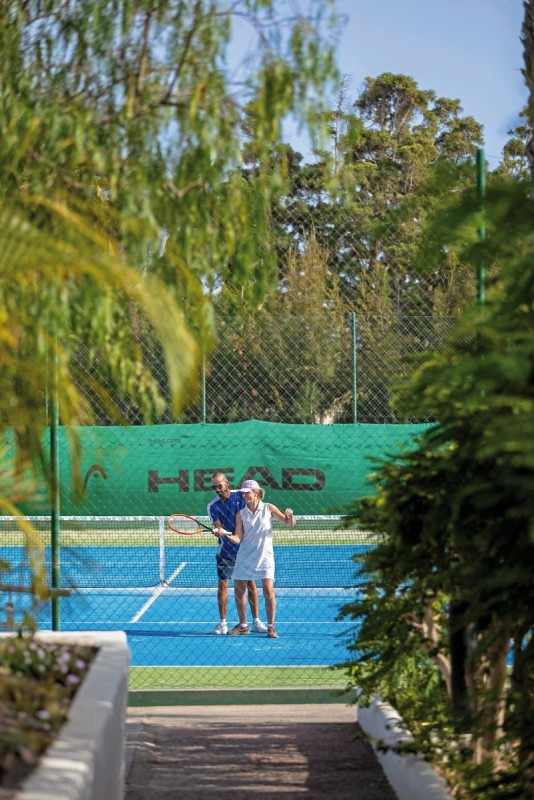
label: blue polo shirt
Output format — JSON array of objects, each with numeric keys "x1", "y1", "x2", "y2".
[{"x1": 206, "y1": 490, "x2": 246, "y2": 560}]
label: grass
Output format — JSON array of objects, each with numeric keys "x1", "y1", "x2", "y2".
[{"x1": 128, "y1": 665, "x2": 350, "y2": 690}]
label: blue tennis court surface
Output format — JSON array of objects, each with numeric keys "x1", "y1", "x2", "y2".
[
  {"x1": 23, "y1": 589, "x2": 359, "y2": 667},
  {"x1": 1, "y1": 542, "x2": 367, "y2": 669},
  {"x1": 1, "y1": 544, "x2": 366, "y2": 588}
]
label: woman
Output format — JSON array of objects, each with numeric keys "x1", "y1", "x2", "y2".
[{"x1": 217, "y1": 479, "x2": 296, "y2": 639}]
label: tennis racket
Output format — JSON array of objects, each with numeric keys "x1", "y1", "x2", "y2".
[{"x1": 167, "y1": 513, "x2": 215, "y2": 536}]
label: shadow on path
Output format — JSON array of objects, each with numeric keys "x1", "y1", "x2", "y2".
[{"x1": 125, "y1": 705, "x2": 397, "y2": 799}]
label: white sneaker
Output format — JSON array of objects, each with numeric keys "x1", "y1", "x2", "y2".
[
  {"x1": 213, "y1": 621, "x2": 228, "y2": 635},
  {"x1": 252, "y1": 619, "x2": 268, "y2": 633}
]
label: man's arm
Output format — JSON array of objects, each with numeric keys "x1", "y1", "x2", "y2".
[
  {"x1": 218, "y1": 510, "x2": 243, "y2": 543},
  {"x1": 207, "y1": 499, "x2": 222, "y2": 539}
]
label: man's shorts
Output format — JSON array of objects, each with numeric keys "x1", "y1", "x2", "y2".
[{"x1": 216, "y1": 554, "x2": 236, "y2": 581}]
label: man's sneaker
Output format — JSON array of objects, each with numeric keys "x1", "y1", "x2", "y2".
[
  {"x1": 227, "y1": 624, "x2": 250, "y2": 636},
  {"x1": 252, "y1": 619, "x2": 268, "y2": 633},
  {"x1": 213, "y1": 621, "x2": 228, "y2": 635},
  {"x1": 267, "y1": 625, "x2": 279, "y2": 639}
]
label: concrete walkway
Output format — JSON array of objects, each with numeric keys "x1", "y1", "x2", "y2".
[{"x1": 124, "y1": 704, "x2": 398, "y2": 799}]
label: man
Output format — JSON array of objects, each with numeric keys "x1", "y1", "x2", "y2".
[{"x1": 207, "y1": 472, "x2": 268, "y2": 635}]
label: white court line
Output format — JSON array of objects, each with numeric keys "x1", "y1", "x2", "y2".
[{"x1": 129, "y1": 563, "x2": 186, "y2": 623}]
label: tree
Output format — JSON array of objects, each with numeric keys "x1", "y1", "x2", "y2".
[
  {"x1": 0, "y1": 0, "x2": 338, "y2": 581},
  {"x1": 207, "y1": 231, "x2": 349, "y2": 423},
  {"x1": 495, "y1": 116, "x2": 532, "y2": 180},
  {"x1": 0, "y1": 0, "x2": 339, "y2": 418},
  {"x1": 338, "y1": 174, "x2": 534, "y2": 796},
  {"x1": 233, "y1": 74, "x2": 484, "y2": 422},
  {"x1": 1, "y1": 1, "x2": 338, "y2": 278},
  {"x1": 266, "y1": 73, "x2": 483, "y2": 307}
]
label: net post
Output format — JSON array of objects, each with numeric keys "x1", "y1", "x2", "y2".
[{"x1": 159, "y1": 516, "x2": 165, "y2": 584}]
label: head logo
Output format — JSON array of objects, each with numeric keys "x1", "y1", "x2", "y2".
[{"x1": 83, "y1": 464, "x2": 108, "y2": 491}]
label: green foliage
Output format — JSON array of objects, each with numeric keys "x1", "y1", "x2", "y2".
[
  {"x1": 0, "y1": 0, "x2": 339, "y2": 286},
  {"x1": 0, "y1": 0, "x2": 339, "y2": 616},
  {"x1": 327, "y1": 73, "x2": 482, "y2": 297},
  {"x1": 247, "y1": 73, "x2": 482, "y2": 308},
  {"x1": 339, "y1": 178, "x2": 534, "y2": 797},
  {"x1": 0, "y1": 0, "x2": 339, "y2": 472},
  {"x1": 234, "y1": 72, "x2": 485, "y2": 422},
  {"x1": 494, "y1": 113, "x2": 531, "y2": 180},
  {"x1": 207, "y1": 232, "x2": 349, "y2": 423}
]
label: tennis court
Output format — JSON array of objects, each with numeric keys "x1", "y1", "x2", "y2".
[{"x1": 1, "y1": 516, "x2": 371, "y2": 689}]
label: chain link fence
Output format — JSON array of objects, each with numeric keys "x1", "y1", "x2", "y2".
[
  {"x1": 71, "y1": 308, "x2": 457, "y2": 426},
  {"x1": 1, "y1": 187, "x2": 473, "y2": 695}
]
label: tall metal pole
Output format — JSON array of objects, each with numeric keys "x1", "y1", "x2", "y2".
[
  {"x1": 351, "y1": 312, "x2": 358, "y2": 423},
  {"x1": 201, "y1": 353, "x2": 207, "y2": 423},
  {"x1": 450, "y1": 148, "x2": 487, "y2": 726},
  {"x1": 476, "y1": 148, "x2": 486, "y2": 305},
  {"x1": 50, "y1": 325, "x2": 61, "y2": 630}
]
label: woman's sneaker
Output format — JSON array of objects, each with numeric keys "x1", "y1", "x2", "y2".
[
  {"x1": 267, "y1": 626, "x2": 278, "y2": 639},
  {"x1": 213, "y1": 621, "x2": 228, "y2": 635},
  {"x1": 252, "y1": 619, "x2": 268, "y2": 633},
  {"x1": 227, "y1": 624, "x2": 250, "y2": 635}
]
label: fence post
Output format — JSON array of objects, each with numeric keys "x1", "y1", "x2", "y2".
[
  {"x1": 476, "y1": 147, "x2": 486, "y2": 305},
  {"x1": 202, "y1": 353, "x2": 207, "y2": 423},
  {"x1": 50, "y1": 323, "x2": 61, "y2": 631},
  {"x1": 450, "y1": 149, "x2": 487, "y2": 727},
  {"x1": 351, "y1": 312, "x2": 358, "y2": 423}
]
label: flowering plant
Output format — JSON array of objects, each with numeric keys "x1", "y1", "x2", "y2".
[{"x1": 0, "y1": 635, "x2": 96, "y2": 789}]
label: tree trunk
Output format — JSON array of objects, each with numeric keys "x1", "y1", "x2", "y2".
[
  {"x1": 472, "y1": 634, "x2": 509, "y2": 765},
  {"x1": 449, "y1": 600, "x2": 470, "y2": 730}
]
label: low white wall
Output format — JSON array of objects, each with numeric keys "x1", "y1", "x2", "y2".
[
  {"x1": 5, "y1": 631, "x2": 130, "y2": 800},
  {"x1": 357, "y1": 696, "x2": 454, "y2": 800}
]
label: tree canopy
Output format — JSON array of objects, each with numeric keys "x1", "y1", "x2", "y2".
[{"x1": 0, "y1": 0, "x2": 339, "y2": 462}]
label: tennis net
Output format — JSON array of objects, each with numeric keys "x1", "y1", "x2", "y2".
[{"x1": 0, "y1": 514, "x2": 375, "y2": 589}]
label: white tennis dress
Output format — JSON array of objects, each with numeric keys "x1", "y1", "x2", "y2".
[{"x1": 231, "y1": 501, "x2": 275, "y2": 581}]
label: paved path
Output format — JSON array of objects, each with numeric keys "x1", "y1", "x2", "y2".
[{"x1": 124, "y1": 704, "x2": 398, "y2": 799}]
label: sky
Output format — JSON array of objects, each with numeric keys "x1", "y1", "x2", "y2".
[{"x1": 287, "y1": 0, "x2": 528, "y2": 167}]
